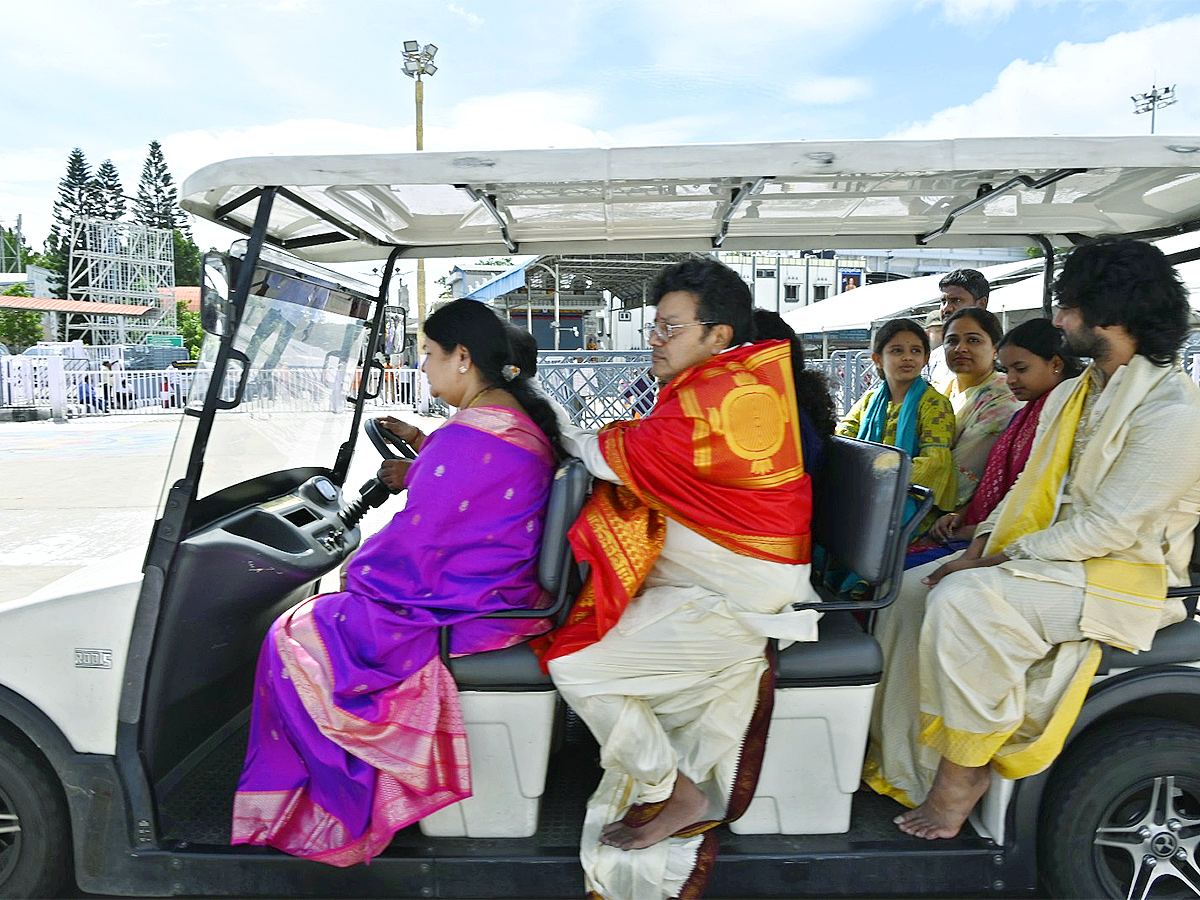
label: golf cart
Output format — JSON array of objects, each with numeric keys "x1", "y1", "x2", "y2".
[{"x1": 5, "y1": 136, "x2": 1200, "y2": 899}]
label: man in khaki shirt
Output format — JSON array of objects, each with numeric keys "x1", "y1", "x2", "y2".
[{"x1": 866, "y1": 238, "x2": 1200, "y2": 840}]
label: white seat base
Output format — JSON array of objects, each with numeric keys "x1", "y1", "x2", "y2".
[
  {"x1": 418, "y1": 690, "x2": 558, "y2": 838},
  {"x1": 732, "y1": 683, "x2": 877, "y2": 835}
]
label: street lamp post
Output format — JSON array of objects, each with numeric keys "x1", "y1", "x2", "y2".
[
  {"x1": 1132, "y1": 83, "x2": 1177, "y2": 134},
  {"x1": 402, "y1": 40, "x2": 438, "y2": 339}
]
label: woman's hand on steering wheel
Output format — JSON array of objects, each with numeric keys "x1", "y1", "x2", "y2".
[
  {"x1": 378, "y1": 458, "x2": 413, "y2": 492},
  {"x1": 377, "y1": 416, "x2": 423, "y2": 448}
]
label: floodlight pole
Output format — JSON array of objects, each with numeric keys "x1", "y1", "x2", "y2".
[
  {"x1": 414, "y1": 77, "x2": 426, "y2": 347},
  {"x1": 403, "y1": 40, "x2": 438, "y2": 341}
]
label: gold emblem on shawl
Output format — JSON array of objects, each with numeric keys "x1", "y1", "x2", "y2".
[{"x1": 706, "y1": 384, "x2": 790, "y2": 474}]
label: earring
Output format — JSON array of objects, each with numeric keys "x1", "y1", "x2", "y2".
[{"x1": 458, "y1": 366, "x2": 468, "y2": 374}]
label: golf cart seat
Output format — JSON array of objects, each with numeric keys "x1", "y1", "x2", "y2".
[
  {"x1": 420, "y1": 457, "x2": 591, "y2": 838},
  {"x1": 1101, "y1": 520, "x2": 1200, "y2": 672},
  {"x1": 737, "y1": 436, "x2": 929, "y2": 835}
]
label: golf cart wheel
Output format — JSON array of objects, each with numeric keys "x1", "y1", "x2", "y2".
[
  {"x1": 0, "y1": 734, "x2": 71, "y2": 898},
  {"x1": 1040, "y1": 716, "x2": 1200, "y2": 899}
]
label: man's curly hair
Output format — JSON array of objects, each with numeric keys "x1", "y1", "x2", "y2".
[{"x1": 1054, "y1": 237, "x2": 1191, "y2": 367}]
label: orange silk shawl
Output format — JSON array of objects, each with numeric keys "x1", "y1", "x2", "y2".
[{"x1": 536, "y1": 340, "x2": 812, "y2": 666}]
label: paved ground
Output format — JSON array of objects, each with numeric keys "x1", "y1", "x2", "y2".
[{"x1": 0, "y1": 410, "x2": 442, "y2": 604}]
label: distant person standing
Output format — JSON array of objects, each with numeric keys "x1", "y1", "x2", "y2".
[
  {"x1": 926, "y1": 270, "x2": 989, "y2": 382},
  {"x1": 101, "y1": 361, "x2": 116, "y2": 411},
  {"x1": 923, "y1": 310, "x2": 949, "y2": 384}
]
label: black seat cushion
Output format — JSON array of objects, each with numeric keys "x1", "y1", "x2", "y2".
[
  {"x1": 448, "y1": 642, "x2": 552, "y2": 690},
  {"x1": 775, "y1": 611, "x2": 882, "y2": 687},
  {"x1": 452, "y1": 611, "x2": 883, "y2": 691},
  {"x1": 1104, "y1": 618, "x2": 1200, "y2": 670}
]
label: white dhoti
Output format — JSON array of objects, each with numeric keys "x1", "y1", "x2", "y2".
[
  {"x1": 866, "y1": 556, "x2": 1185, "y2": 807},
  {"x1": 549, "y1": 522, "x2": 819, "y2": 900}
]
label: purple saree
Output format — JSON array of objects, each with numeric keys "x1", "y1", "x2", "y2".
[{"x1": 231, "y1": 406, "x2": 556, "y2": 866}]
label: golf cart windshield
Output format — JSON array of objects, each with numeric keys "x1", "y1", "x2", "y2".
[{"x1": 159, "y1": 243, "x2": 375, "y2": 510}]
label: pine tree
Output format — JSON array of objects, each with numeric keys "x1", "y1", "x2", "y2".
[
  {"x1": 134, "y1": 140, "x2": 188, "y2": 234},
  {"x1": 49, "y1": 148, "x2": 98, "y2": 253},
  {"x1": 45, "y1": 148, "x2": 103, "y2": 299},
  {"x1": 92, "y1": 159, "x2": 126, "y2": 221}
]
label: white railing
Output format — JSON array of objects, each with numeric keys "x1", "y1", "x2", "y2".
[
  {"x1": 0, "y1": 357, "x2": 428, "y2": 419},
  {"x1": 808, "y1": 350, "x2": 877, "y2": 418},
  {"x1": 536, "y1": 351, "x2": 656, "y2": 429},
  {"x1": 14, "y1": 351, "x2": 1200, "y2": 425}
]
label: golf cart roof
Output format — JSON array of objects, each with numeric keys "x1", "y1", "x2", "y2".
[{"x1": 180, "y1": 136, "x2": 1200, "y2": 264}]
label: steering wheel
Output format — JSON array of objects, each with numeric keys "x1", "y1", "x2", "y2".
[{"x1": 365, "y1": 417, "x2": 417, "y2": 461}]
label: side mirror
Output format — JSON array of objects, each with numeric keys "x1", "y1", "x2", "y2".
[{"x1": 201, "y1": 252, "x2": 232, "y2": 337}]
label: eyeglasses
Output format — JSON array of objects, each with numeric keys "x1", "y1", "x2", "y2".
[{"x1": 642, "y1": 320, "x2": 717, "y2": 343}]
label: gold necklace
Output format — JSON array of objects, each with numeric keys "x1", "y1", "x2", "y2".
[{"x1": 465, "y1": 385, "x2": 502, "y2": 409}]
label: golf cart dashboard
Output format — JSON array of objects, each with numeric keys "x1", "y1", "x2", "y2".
[{"x1": 192, "y1": 474, "x2": 361, "y2": 570}]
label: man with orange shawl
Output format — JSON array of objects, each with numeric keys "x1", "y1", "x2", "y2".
[
  {"x1": 539, "y1": 258, "x2": 820, "y2": 900},
  {"x1": 866, "y1": 239, "x2": 1200, "y2": 841}
]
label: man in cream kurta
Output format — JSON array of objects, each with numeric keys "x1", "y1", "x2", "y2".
[
  {"x1": 866, "y1": 238, "x2": 1200, "y2": 841},
  {"x1": 543, "y1": 258, "x2": 819, "y2": 900}
]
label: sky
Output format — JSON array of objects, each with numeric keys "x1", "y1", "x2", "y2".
[{"x1": 3, "y1": 0, "x2": 1200, "y2": 287}]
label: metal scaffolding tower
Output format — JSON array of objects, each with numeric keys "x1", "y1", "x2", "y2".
[{"x1": 67, "y1": 217, "x2": 176, "y2": 344}]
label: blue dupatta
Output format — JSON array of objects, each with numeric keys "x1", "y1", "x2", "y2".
[{"x1": 859, "y1": 377, "x2": 929, "y2": 526}]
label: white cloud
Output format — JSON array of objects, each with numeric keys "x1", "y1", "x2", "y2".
[
  {"x1": 923, "y1": 0, "x2": 1022, "y2": 24},
  {"x1": 448, "y1": 3, "x2": 485, "y2": 26},
  {"x1": 893, "y1": 14, "x2": 1200, "y2": 138},
  {"x1": 631, "y1": 0, "x2": 900, "y2": 73},
  {"x1": 263, "y1": 0, "x2": 315, "y2": 11},
  {"x1": 787, "y1": 76, "x2": 873, "y2": 105}
]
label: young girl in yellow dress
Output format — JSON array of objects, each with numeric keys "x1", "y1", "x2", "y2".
[{"x1": 837, "y1": 318, "x2": 958, "y2": 528}]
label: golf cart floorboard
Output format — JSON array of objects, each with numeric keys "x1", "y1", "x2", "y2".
[{"x1": 154, "y1": 712, "x2": 1003, "y2": 897}]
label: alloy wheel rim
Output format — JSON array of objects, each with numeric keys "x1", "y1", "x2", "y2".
[
  {"x1": 0, "y1": 780, "x2": 21, "y2": 885},
  {"x1": 1092, "y1": 774, "x2": 1200, "y2": 899}
]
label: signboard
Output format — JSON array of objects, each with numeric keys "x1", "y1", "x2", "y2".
[
  {"x1": 802, "y1": 329, "x2": 870, "y2": 342},
  {"x1": 147, "y1": 335, "x2": 184, "y2": 348},
  {"x1": 839, "y1": 269, "x2": 863, "y2": 293}
]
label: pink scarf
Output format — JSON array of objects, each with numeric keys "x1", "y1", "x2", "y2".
[{"x1": 961, "y1": 392, "x2": 1048, "y2": 526}]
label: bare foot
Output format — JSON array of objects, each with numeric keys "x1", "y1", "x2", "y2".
[
  {"x1": 895, "y1": 759, "x2": 990, "y2": 840},
  {"x1": 600, "y1": 774, "x2": 709, "y2": 850}
]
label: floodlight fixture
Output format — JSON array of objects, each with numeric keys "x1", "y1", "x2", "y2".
[
  {"x1": 402, "y1": 38, "x2": 439, "y2": 81},
  {"x1": 1132, "y1": 83, "x2": 1178, "y2": 133}
]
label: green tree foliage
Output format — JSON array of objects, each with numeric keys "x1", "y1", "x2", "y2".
[
  {"x1": 0, "y1": 283, "x2": 44, "y2": 352},
  {"x1": 91, "y1": 159, "x2": 126, "y2": 221},
  {"x1": 45, "y1": 148, "x2": 103, "y2": 298},
  {"x1": 173, "y1": 229, "x2": 201, "y2": 286},
  {"x1": 134, "y1": 141, "x2": 189, "y2": 234},
  {"x1": 0, "y1": 226, "x2": 35, "y2": 274},
  {"x1": 176, "y1": 299, "x2": 203, "y2": 359}
]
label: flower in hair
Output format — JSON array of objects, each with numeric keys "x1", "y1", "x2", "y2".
[{"x1": 502, "y1": 364, "x2": 521, "y2": 381}]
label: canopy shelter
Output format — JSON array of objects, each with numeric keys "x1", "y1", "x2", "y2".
[
  {"x1": 466, "y1": 253, "x2": 702, "y2": 307},
  {"x1": 181, "y1": 137, "x2": 1200, "y2": 268},
  {"x1": 986, "y1": 232, "x2": 1200, "y2": 314},
  {"x1": 0, "y1": 295, "x2": 164, "y2": 349},
  {"x1": 782, "y1": 258, "x2": 1041, "y2": 335},
  {"x1": 464, "y1": 253, "x2": 704, "y2": 349},
  {"x1": 0, "y1": 296, "x2": 157, "y2": 316}
]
